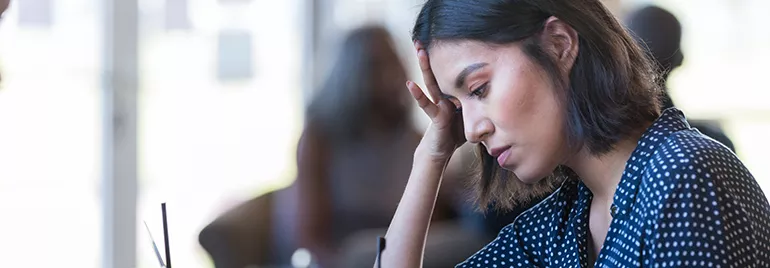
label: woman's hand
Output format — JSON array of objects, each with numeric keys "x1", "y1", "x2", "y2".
[{"x1": 408, "y1": 41, "x2": 466, "y2": 162}]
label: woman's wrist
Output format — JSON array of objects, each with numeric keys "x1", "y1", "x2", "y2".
[{"x1": 414, "y1": 144, "x2": 453, "y2": 168}]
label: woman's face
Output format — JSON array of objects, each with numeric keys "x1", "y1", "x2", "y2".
[{"x1": 428, "y1": 41, "x2": 568, "y2": 183}]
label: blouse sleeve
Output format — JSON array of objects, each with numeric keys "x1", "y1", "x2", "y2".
[{"x1": 648, "y1": 139, "x2": 767, "y2": 267}]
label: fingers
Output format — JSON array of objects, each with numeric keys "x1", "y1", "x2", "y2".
[
  {"x1": 433, "y1": 97, "x2": 462, "y2": 129},
  {"x1": 414, "y1": 41, "x2": 442, "y2": 103},
  {"x1": 435, "y1": 97, "x2": 457, "y2": 119},
  {"x1": 434, "y1": 98, "x2": 467, "y2": 145},
  {"x1": 407, "y1": 80, "x2": 439, "y2": 119}
]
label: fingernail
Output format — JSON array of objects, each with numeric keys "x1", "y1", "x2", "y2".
[{"x1": 405, "y1": 81, "x2": 412, "y2": 88}]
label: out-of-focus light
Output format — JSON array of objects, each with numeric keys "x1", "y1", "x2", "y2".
[{"x1": 291, "y1": 248, "x2": 313, "y2": 268}]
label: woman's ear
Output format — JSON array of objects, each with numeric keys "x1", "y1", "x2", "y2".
[{"x1": 539, "y1": 16, "x2": 579, "y2": 73}]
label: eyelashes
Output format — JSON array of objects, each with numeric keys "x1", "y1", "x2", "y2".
[
  {"x1": 470, "y1": 82, "x2": 489, "y2": 98},
  {"x1": 446, "y1": 81, "x2": 490, "y2": 113},
  {"x1": 453, "y1": 82, "x2": 490, "y2": 113}
]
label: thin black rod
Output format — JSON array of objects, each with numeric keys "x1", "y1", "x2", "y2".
[{"x1": 162, "y1": 203, "x2": 171, "y2": 268}]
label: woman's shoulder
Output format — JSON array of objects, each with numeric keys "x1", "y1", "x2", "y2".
[
  {"x1": 634, "y1": 108, "x2": 752, "y2": 188},
  {"x1": 650, "y1": 126, "x2": 750, "y2": 179},
  {"x1": 640, "y1": 123, "x2": 770, "y2": 221},
  {"x1": 636, "y1": 121, "x2": 770, "y2": 262},
  {"x1": 640, "y1": 124, "x2": 755, "y2": 197}
]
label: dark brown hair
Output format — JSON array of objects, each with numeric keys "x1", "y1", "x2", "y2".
[
  {"x1": 412, "y1": 0, "x2": 662, "y2": 211},
  {"x1": 307, "y1": 26, "x2": 410, "y2": 145}
]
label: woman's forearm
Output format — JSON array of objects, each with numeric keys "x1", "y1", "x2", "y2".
[{"x1": 379, "y1": 148, "x2": 451, "y2": 267}]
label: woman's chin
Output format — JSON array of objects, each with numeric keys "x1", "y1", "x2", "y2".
[
  {"x1": 516, "y1": 175, "x2": 543, "y2": 185},
  {"x1": 508, "y1": 166, "x2": 551, "y2": 185}
]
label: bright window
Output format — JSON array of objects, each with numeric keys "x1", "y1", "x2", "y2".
[
  {"x1": 0, "y1": 0, "x2": 102, "y2": 267},
  {"x1": 136, "y1": 1, "x2": 304, "y2": 267}
]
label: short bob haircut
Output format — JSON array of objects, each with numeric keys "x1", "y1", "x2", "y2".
[{"x1": 412, "y1": 0, "x2": 662, "y2": 211}]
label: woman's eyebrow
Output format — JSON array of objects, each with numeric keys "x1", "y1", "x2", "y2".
[{"x1": 454, "y1": 62, "x2": 488, "y2": 88}]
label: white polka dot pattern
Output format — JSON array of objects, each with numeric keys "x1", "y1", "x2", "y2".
[{"x1": 456, "y1": 108, "x2": 770, "y2": 267}]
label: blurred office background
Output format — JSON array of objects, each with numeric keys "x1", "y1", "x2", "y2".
[{"x1": 0, "y1": 0, "x2": 768, "y2": 267}]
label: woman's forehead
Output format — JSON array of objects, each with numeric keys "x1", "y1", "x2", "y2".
[
  {"x1": 429, "y1": 40, "x2": 494, "y2": 62},
  {"x1": 428, "y1": 41, "x2": 523, "y2": 91},
  {"x1": 429, "y1": 42, "x2": 493, "y2": 83}
]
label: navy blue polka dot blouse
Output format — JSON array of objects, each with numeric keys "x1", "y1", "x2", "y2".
[{"x1": 457, "y1": 108, "x2": 770, "y2": 267}]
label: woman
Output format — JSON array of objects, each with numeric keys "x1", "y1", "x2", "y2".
[{"x1": 380, "y1": 0, "x2": 770, "y2": 267}]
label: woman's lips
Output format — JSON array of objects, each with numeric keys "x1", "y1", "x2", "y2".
[
  {"x1": 497, "y1": 148, "x2": 512, "y2": 166},
  {"x1": 489, "y1": 146, "x2": 512, "y2": 166}
]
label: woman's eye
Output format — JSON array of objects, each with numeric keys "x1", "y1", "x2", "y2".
[{"x1": 470, "y1": 82, "x2": 489, "y2": 98}]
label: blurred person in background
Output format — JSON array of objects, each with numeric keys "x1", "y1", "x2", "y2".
[
  {"x1": 295, "y1": 25, "x2": 490, "y2": 268},
  {"x1": 198, "y1": 25, "x2": 478, "y2": 268},
  {"x1": 295, "y1": 25, "x2": 440, "y2": 267},
  {"x1": 626, "y1": 5, "x2": 736, "y2": 152}
]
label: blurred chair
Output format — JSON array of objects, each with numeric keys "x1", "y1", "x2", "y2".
[
  {"x1": 198, "y1": 191, "x2": 276, "y2": 268},
  {"x1": 198, "y1": 186, "x2": 300, "y2": 268}
]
